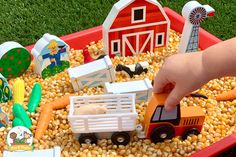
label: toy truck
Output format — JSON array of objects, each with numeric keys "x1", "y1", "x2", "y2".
[
  {"x1": 68, "y1": 94, "x2": 137, "y2": 145},
  {"x1": 68, "y1": 55, "x2": 116, "y2": 91},
  {"x1": 104, "y1": 78, "x2": 152, "y2": 103},
  {"x1": 136, "y1": 93, "x2": 205, "y2": 143},
  {"x1": 3, "y1": 147, "x2": 61, "y2": 157}
]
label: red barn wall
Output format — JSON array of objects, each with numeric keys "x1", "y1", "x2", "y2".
[
  {"x1": 108, "y1": 24, "x2": 168, "y2": 57},
  {"x1": 110, "y1": 0, "x2": 166, "y2": 29}
]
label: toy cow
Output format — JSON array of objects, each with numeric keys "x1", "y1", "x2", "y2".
[{"x1": 115, "y1": 61, "x2": 149, "y2": 78}]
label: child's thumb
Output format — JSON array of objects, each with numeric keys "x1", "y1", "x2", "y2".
[{"x1": 164, "y1": 85, "x2": 185, "y2": 112}]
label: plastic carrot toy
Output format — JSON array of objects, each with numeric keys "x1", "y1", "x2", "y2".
[
  {"x1": 12, "y1": 104, "x2": 32, "y2": 129},
  {"x1": 35, "y1": 104, "x2": 53, "y2": 139},
  {"x1": 13, "y1": 79, "x2": 25, "y2": 104},
  {"x1": 51, "y1": 95, "x2": 70, "y2": 110},
  {"x1": 216, "y1": 89, "x2": 236, "y2": 101},
  {"x1": 28, "y1": 83, "x2": 42, "y2": 113}
]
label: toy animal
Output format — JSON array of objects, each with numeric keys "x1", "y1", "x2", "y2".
[
  {"x1": 83, "y1": 47, "x2": 106, "y2": 64},
  {"x1": 74, "y1": 105, "x2": 107, "y2": 115},
  {"x1": 115, "y1": 61, "x2": 149, "y2": 78}
]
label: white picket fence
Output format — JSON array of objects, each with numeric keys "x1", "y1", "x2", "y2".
[
  {"x1": 3, "y1": 147, "x2": 60, "y2": 157},
  {"x1": 104, "y1": 78, "x2": 153, "y2": 103},
  {"x1": 68, "y1": 56, "x2": 116, "y2": 91}
]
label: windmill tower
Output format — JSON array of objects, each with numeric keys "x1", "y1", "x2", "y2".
[{"x1": 178, "y1": 1, "x2": 215, "y2": 53}]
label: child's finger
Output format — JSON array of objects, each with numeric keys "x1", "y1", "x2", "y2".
[
  {"x1": 164, "y1": 85, "x2": 186, "y2": 112},
  {"x1": 153, "y1": 71, "x2": 169, "y2": 93}
]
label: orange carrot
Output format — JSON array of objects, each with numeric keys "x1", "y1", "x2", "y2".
[
  {"x1": 35, "y1": 104, "x2": 53, "y2": 139},
  {"x1": 216, "y1": 89, "x2": 236, "y2": 101},
  {"x1": 51, "y1": 95, "x2": 71, "y2": 110}
]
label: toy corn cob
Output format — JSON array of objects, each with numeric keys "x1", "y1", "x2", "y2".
[
  {"x1": 28, "y1": 83, "x2": 42, "y2": 113},
  {"x1": 13, "y1": 79, "x2": 25, "y2": 104},
  {"x1": 0, "y1": 73, "x2": 12, "y2": 103}
]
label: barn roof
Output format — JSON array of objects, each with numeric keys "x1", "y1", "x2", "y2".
[{"x1": 103, "y1": 0, "x2": 170, "y2": 31}]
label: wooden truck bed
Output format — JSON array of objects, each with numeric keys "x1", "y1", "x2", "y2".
[{"x1": 68, "y1": 94, "x2": 137, "y2": 134}]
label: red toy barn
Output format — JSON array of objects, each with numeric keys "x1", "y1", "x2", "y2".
[{"x1": 103, "y1": 0, "x2": 170, "y2": 58}]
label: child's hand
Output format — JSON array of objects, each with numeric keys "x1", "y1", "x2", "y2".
[{"x1": 153, "y1": 52, "x2": 209, "y2": 112}]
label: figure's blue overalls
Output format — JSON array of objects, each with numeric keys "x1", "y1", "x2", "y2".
[{"x1": 42, "y1": 48, "x2": 66, "y2": 69}]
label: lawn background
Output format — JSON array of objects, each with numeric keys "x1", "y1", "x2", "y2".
[{"x1": 0, "y1": 0, "x2": 235, "y2": 46}]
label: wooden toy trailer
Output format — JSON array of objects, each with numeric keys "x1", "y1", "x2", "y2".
[
  {"x1": 3, "y1": 147, "x2": 61, "y2": 157},
  {"x1": 137, "y1": 93, "x2": 205, "y2": 143},
  {"x1": 68, "y1": 94, "x2": 137, "y2": 145},
  {"x1": 104, "y1": 78, "x2": 152, "y2": 103},
  {"x1": 68, "y1": 56, "x2": 116, "y2": 91}
]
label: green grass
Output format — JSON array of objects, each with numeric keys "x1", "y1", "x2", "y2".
[
  {"x1": 0, "y1": 0, "x2": 235, "y2": 46},
  {"x1": 42, "y1": 61, "x2": 69, "y2": 79}
]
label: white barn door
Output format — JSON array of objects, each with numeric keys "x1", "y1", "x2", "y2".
[{"x1": 122, "y1": 30, "x2": 154, "y2": 56}]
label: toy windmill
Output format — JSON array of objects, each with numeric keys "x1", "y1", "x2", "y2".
[{"x1": 178, "y1": 1, "x2": 215, "y2": 53}]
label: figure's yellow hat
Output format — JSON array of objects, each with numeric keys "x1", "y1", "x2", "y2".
[{"x1": 48, "y1": 40, "x2": 58, "y2": 49}]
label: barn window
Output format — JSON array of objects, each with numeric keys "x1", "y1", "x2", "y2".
[
  {"x1": 156, "y1": 33, "x2": 165, "y2": 47},
  {"x1": 132, "y1": 6, "x2": 146, "y2": 23},
  {"x1": 111, "y1": 40, "x2": 120, "y2": 55}
]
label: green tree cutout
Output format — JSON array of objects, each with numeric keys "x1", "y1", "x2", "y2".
[{"x1": 0, "y1": 48, "x2": 31, "y2": 79}]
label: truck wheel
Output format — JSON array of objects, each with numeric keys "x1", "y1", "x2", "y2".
[
  {"x1": 111, "y1": 132, "x2": 130, "y2": 145},
  {"x1": 182, "y1": 128, "x2": 200, "y2": 140},
  {"x1": 150, "y1": 125, "x2": 175, "y2": 143},
  {"x1": 79, "y1": 133, "x2": 97, "y2": 144}
]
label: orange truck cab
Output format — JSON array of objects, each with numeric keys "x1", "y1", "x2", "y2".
[{"x1": 143, "y1": 93, "x2": 205, "y2": 143}]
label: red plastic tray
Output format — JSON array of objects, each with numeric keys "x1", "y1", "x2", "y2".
[
  {"x1": 26, "y1": 7, "x2": 222, "y2": 52},
  {"x1": 190, "y1": 132, "x2": 236, "y2": 157},
  {"x1": 25, "y1": 7, "x2": 226, "y2": 156}
]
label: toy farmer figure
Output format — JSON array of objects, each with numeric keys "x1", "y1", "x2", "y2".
[{"x1": 38, "y1": 40, "x2": 67, "y2": 69}]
